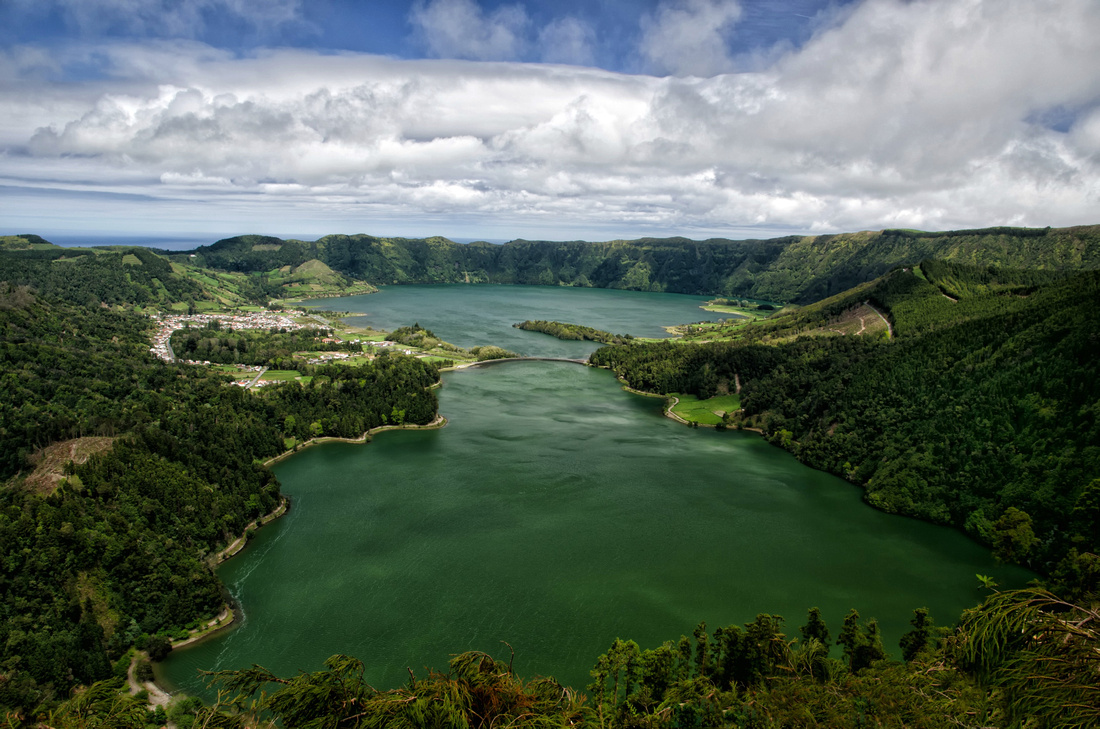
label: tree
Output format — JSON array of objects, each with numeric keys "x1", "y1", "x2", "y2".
[
  {"x1": 899, "y1": 607, "x2": 935, "y2": 662},
  {"x1": 1071, "y1": 478, "x2": 1100, "y2": 552},
  {"x1": 992, "y1": 507, "x2": 1039, "y2": 563},
  {"x1": 837, "y1": 609, "x2": 886, "y2": 673},
  {"x1": 146, "y1": 634, "x2": 172, "y2": 662},
  {"x1": 687, "y1": 621, "x2": 711, "y2": 680},
  {"x1": 42, "y1": 678, "x2": 150, "y2": 729},
  {"x1": 212, "y1": 652, "x2": 590, "y2": 729},
  {"x1": 949, "y1": 588, "x2": 1100, "y2": 728},
  {"x1": 800, "y1": 606, "x2": 830, "y2": 647}
]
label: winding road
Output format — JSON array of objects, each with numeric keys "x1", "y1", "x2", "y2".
[{"x1": 863, "y1": 300, "x2": 894, "y2": 338}]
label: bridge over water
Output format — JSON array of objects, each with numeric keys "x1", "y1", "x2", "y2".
[{"x1": 463, "y1": 356, "x2": 590, "y2": 367}]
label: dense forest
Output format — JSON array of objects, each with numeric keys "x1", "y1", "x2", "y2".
[
  {"x1": 180, "y1": 225, "x2": 1100, "y2": 304},
  {"x1": 0, "y1": 244, "x2": 208, "y2": 307},
  {"x1": 592, "y1": 262, "x2": 1100, "y2": 600},
  {"x1": 0, "y1": 290, "x2": 440, "y2": 715},
  {"x1": 169, "y1": 322, "x2": 354, "y2": 366}
]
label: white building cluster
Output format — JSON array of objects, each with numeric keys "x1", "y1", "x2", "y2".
[
  {"x1": 305, "y1": 351, "x2": 352, "y2": 365},
  {"x1": 148, "y1": 311, "x2": 308, "y2": 363}
]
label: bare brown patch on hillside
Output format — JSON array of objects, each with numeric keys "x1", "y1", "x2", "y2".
[
  {"x1": 23, "y1": 437, "x2": 115, "y2": 494},
  {"x1": 800, "y1": 301, "x2": 893, "y2": 338},
  {"x1": 820, "y1": 303, "x2": 890, "y2": 337},
  {"x1": 764, "y1": 302, "x2": 890, "y2": 345}
]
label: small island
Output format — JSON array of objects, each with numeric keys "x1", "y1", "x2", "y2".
[{"x1": 514, "y1": 320, "x2": 634, "y2": 345}]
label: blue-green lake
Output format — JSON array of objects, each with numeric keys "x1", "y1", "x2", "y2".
[
  {"x1": 311, "y1": 283, "x2": 733, "y2": 358},
  {"x1": 160, "y1": 285, "x2": 1030, "y2": 697}
]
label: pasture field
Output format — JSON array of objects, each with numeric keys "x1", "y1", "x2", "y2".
[{"x1": 669, "y1": 393, "x2": 741, "y2": 425}]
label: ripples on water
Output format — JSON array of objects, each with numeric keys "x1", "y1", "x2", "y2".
[{"x1": 160, "y1": 287, "x2": 1032, "y2": 696}]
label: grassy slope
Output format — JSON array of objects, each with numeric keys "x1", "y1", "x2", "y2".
[{"x1": 669, "y1": 393, "x2": 741, "y2": 425}]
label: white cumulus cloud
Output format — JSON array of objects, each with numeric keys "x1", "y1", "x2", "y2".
[
  {"x1": 537, "y1": 17, "x2": 597, "y2": 66},
  {"x1": 410, "y1": 0, "x2": 529, "y2": 61},
  {"x1": 639, "y1": 0, "x2": 743, "y2": 77},
  {"x1": 4, "y1": 0, "x2": 1100, "y2": 240}
]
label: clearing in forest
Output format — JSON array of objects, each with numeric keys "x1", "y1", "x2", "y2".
[
  {"x1": 669, "y1": 393, "x2": 741, "y2": 425},
  {"x1": 23, "y1": 437, "x2": 115, "y2": 494}
]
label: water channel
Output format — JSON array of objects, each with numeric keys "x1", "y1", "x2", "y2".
[{"x1": 160, "y1": 285, "x2": 1031, "y2": 696}]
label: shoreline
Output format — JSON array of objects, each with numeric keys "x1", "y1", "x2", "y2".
[
  {"x1": 261, "y1": 412, "x2": 448, "y2": 467},
  {"x1": 209, "y1": 498, "x2": 291, "y2": 567},
  {"x1": 205, "y1": 410, "x2": 450, "y2": 626},
  {"x1": 145, "y1": 409, "x2": 450, "y2": 703}
]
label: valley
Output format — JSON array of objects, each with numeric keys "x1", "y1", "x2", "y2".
[{"x1": 1, "y1": 227, "x2": 1098, "y2": 728}]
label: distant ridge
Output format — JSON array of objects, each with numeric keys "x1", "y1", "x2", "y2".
[
  {"x1": 0, "y1": 234, "x2": 57, "y2": 250},
  {"x1": 174, "y1": 224, "x2": 1100, "y2": 304}
]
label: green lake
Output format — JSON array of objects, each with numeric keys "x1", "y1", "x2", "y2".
[
  {"x1": 160, "y1": 285, "x2": 1031, "y2": 697},
  {"x1": 309, "y1": 283, "x2": 735, "y2": 359}
]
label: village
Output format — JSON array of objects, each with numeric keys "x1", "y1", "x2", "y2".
[{"x1": 147, "y1": 310, "x2": 416, "y2": 386}]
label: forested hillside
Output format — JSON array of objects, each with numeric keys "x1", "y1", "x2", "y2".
[
  {"x1": 0, "y1": 242, "x2": 208, "y2": 307},
  {"x1": 181, "y1": 225, "x2": 1100, "y2": 304},
  {"x1": 0, "y1": 290, "x2": 440, "y2": 714},
  {"x1": 0, "y1": 236, "x2": 373, "y2": 308},
  {"x1": 592, "y1": 262, "x2": 1100, "y2": 598}
]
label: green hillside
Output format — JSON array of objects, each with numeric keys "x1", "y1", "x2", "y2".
[
  {"x1": 0, "y1": 239, "x2": 376, "y2": 309},
  {"x1": 179, "y1": 225, "x2": 1100, "y2": 304},
  {"x1": 0, "y1": 234, "x2": 57, "y2": 250},
  {"x1": 8, "y1": 224, "x2": 1097, "y2": 308}
]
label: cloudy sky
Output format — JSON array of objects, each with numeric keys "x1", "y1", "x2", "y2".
[{"x1": 2, "y1": 0, "x2": 1099, "y2": 245}]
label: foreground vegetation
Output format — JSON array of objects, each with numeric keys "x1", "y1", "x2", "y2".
[{"x1": 39, "y1": 588, "x2": 1100, "y2": 728}]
